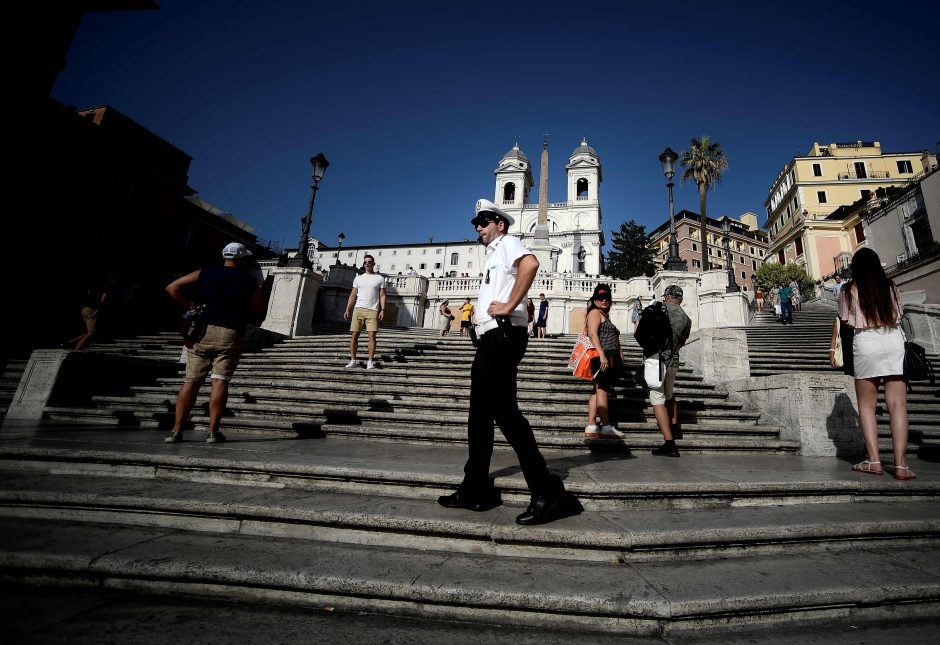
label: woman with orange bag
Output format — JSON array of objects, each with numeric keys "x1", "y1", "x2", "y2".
[{"x1": 584, "y1": 284, "x2": 625, "y2": 441}]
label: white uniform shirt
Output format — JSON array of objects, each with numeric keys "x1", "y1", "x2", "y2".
[
  {"x1": 352, "y1": 273, "x2": 386, "y2": 311},
  {"x1": 476, "y1": 234, "x2": 531, "y2": 327}
]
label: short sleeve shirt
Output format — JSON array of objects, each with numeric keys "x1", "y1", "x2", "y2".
[
  {"x1": 460, "y1": 303, "x2": 474, "y2": 322},
  {"x1": 352, "y1": 273, "x2": 386, "y2": 311},
  {"x1": 477, "y1": 234, "x2": 531, "y2": 326}
]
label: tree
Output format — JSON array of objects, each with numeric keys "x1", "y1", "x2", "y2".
[
  {"x1": 754, "y1": 262, "x2": 815, "y2": 300},
  {"x1": 680, "y1": 136, "x2": 729, "y2": 272},
  {"x1": 605, "y1": 220, "x2": 656, "y2": 279}
]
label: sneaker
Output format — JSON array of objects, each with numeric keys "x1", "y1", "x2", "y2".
[
  {"x1": 584, "y1": 424, "x2": 599, "y2": 438},
  {"x1": 345, "y1": 360, "x2": 359, "y2": 369},
  {"x1": 164, "y1": 432, "x2": 182, "y2": 443},
  {"x1": 598, "y1": 425, "x2": 625, "y2": 440},
  {"x1": 206, "y1": 431, "x2": 227, "y2": 444},
  {"x1": 366, "y1": 360, "x2": 376, "y2": 370}
]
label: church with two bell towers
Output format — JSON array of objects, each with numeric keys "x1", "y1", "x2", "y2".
[{"x1": 316, "y1": 138, "x2": 606, "y2": 278}]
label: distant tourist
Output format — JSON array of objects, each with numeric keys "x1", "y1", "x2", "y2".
[
  {"x1": 836, "y1": 248, "x2": 913, "y2": 480},
  {"x1": 779, "y1": 281, "x2": 794, "y2": 324},
  {"x1": 438, "y1": 198, "x2": 581, "y2": 525},
  {"x1": 439, "y1": 300, "x2": 453, "y2": 337},
  {"x1": 64, "y1": 277, "x2": 110, "y2": 351},
  {"x1": 343, "y1": 254, "x2": 387, "y2": 369},
  {"x1": 631, "y1": 296, "x2": 643, "y2": 332},
  {"x1": 164, "y1": 242, "x2": 262, "y2": 444},
  {"x1": 459, "y1": 298, "x2": 475, "y2": 337},
  {"x1": 830, "y1": 274, "x2": 844, "y2": 296},
  {"x1": 526, "y1": 297, "x2": 535, "y2": 336},
  {"x1": 535, "y1": 293, "x2": 549, "y2": 338},
  {"x1": 755, "y1": 286, "x2": 764, "y2": 312}
]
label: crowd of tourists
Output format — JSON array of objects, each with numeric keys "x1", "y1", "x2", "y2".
[{"x1": 150, "y1": 204, "x2": 917, "y2": 524}]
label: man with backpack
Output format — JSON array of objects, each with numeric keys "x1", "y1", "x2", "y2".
[{"x1": 634, "y1": 284, "x2": 691, "y2": 457}]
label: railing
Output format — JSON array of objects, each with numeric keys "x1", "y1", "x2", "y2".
[
  {"x1": 521, "y1": 202, "x2": 571, "y2": 209},
  {"x1": 576, "y1": 196, "x2": 590, "y2": 201},
  {"x1": 885, "y1": 245, "x2": 940, "y2": 277},
  {"x1": 837, "y1": 170, "x2": 890, "y2": 180}
]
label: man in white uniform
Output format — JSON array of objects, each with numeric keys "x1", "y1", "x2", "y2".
[
  {"x1": 343, "y1": 254, "x2": 386, "y2": 369},
  {"x1": 438, "y1": 199, "x2": 582, "y2": 526}
]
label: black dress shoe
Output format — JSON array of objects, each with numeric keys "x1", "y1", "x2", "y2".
[
  {"x1": 515, "y1": 492, "x2": 583, "y2": 526},
  {"x1": 437, "y1": 488, "x2": 502, "y2": 512},
  {"x1": 652, "y1": 441, "x2": 680, "y2": 457}
]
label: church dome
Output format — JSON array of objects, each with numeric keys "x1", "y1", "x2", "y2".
[
  {"x1": 570, "y1": 137, "x2": 598, "y2": 159},
  {"x1": 501, "y1": 142, "x2": 529, "y2": 164}
]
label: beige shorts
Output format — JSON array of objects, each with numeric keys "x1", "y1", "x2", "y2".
[
  {"x1": 649, "y1": 367, "x2": 679, "y2": 406},
  {"x1": 351, "y1": 307, "x2": 379, "y2": 332},
  {"x1": 185, "y1": 324, "x2": 245, "y2": 383},
  {"x1": 82, "y1": 307, "x2": 100, "y2": 333}
]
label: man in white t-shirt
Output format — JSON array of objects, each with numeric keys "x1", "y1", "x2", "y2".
[
  {"x1": 343, "y1": 254, "x2": 387, "y2": 369},
  {"x1": 437, "y1": 199, "x2": 582, "y2": 526}
]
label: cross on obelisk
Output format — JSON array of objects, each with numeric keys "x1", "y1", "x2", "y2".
[{"x1": 534, "y1": 134, "x2": 550, "y2": 244}]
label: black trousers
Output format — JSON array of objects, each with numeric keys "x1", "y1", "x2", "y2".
[{"x1": 462, "y1": 326, "x2": 564, "y2": 498}]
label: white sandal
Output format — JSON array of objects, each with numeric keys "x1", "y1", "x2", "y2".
[
  {"x1": 893, "y1": 465, "x2": 917, "y2": 481},
  {"x1": 852, "y1": 460, "x2": 883, "y2": 475}
]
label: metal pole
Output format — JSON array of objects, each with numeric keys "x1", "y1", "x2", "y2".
[
  {"x1": 290, "y1": 181, "x2": 319, "y2": 269},
  {"x1": 664, "y1": 179, "x2": 687, "y2": 271},
  {"x1": 724, "y1": 229, "x2": 740, "y2": 292}
]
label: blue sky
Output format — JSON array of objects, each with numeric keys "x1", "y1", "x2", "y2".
[{"x1": 53, "y1": 0, "x2": 939, "y2": 252}]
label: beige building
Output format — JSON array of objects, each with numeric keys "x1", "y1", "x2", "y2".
[
  {"x1": 648, "y1": 210, "x2": 769, "y2": 291},
  {"x1": 763, "y1": 140, "x2": 934, "y2": 280}
]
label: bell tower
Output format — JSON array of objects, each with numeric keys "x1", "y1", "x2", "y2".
[
  {"x1": 566, "y1": 137, "x2": 602, "y2": 203},
  {"x1": 494, "y1": 141, "x2": 533, "y2": 221}
]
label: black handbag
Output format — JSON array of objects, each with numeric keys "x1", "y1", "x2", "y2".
[
  {"x1": 180, "y1": 305, "x2": 207, "y2": 348},
  {"x1": 903, "y1": 340, "x2": 934, "y2": 389}
]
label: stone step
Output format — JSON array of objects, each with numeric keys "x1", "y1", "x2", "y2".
[
  {"x1": 1, "y1": 471, "x2": 937, "y2": 563},
  {"x1": 0, "y1": 435, "x2": 932, "y2": 510},
  {"x1": 4, "y1": 516, "x2": 938, "y2": 634}
]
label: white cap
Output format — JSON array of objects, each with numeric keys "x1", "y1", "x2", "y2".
[
  {"x1": 222, "y1": 242, "x2": 252, "y2": 259},
  {"x1": 472, "y1": 198, "x2": 515, "y2": 226}
]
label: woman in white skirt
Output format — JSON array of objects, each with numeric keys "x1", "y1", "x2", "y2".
[{"x1": 833, "y1": 248, "x2": 913, "y2": 480}]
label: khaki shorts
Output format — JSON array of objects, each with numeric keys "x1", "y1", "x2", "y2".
[
  {"x1": 649, "y1": 367, "x2": 679, "y2": 406},
  {"x1": 82, "y1": 307, "x2": 100, "y2": 333},
  {"x1": 351, "y1": 307, "x2": 379, "y2": 332},
  {"x1": 185, "y1": 324, "x2": 245, "y2": 383}
]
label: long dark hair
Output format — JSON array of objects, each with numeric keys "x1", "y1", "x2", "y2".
[{"x1": 844, "y1": 247, "x2": 899, "y2": 327}]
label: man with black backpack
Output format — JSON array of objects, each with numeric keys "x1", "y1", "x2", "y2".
[{"x1": 634, "y1": 284, "x2": 691, "y2": 457}]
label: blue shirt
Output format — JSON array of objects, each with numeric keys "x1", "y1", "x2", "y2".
[{"x1": 198, "y1": 265, "x2": 258, "y2": 334}]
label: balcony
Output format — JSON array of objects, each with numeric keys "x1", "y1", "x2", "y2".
[{"x1": 837, "y1": 170, "x2": 889, "y2": 180}]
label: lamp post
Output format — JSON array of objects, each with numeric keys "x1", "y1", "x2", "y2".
[
  {"x1": 722, "y1": 218, "x2": 740, "y2": 292},
  {"x1": 659, "y1": 147, "x2": 687, "y2": 271},
  {"x1": 335, "y1": 232, "x2": 345, "y2": 266},
  {"x1": 288, "y1": 153, "x2": 329, "y2": 268}
]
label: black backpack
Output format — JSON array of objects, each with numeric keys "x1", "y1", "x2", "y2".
[{"x1": 634, "y1": 302, "x2": 673, "y2": 357}]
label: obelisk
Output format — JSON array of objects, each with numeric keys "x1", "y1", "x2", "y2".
[{"x1": 529, "y1": 134, "x2": 558, "y2": 272}]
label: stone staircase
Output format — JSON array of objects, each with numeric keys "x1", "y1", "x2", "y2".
[
  {"x1": 746, "y1": 301, "x2": 940, "y2": 456},
  {"x1": 37, "y1": 328, "x2": 796, "y2": 454},
  {"x1": 1, "y1": 323, "x2": 939, "y2": 636}
]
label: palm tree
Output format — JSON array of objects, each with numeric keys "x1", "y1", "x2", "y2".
[{"x1": 680, "y1": 136, "x2": 729, "y2": 271}]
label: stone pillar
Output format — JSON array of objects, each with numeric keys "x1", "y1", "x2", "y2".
[
  {"x1": 683, "y1": 328, "x2": 750, "y2": 383},
  {"x1": 726, "y1": 373, "x2": 864, "y2": 457},
  {"x1": 904, "y1": 303, "x2": 940, "y2": 353},
  {"x1": 2, "y1": 350, "x2": 69, "y2": 428},
  {"x1": 261, "y1": 266, "x2": 324, "y2": 337}
]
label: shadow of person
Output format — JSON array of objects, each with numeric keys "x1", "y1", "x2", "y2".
[
  {"x1": 826, "y1": 391, "x2": 864, "y2": 462},
  {"x1": 490, "y1": 449, "x2": 634, "y2": 483}
]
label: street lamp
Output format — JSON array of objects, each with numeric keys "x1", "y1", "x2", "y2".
[
  {"x1": 722, "y1": 218, "x2": 740, "y2": 292},
  {"x1": 335, "y1": 232, "x2": 345, "y2": 266},
  {"x1": 288, "y1": 153, "x2": 329, "y2": 268},
  {"x1": 659, "y1": 147, "x2": 687, "y2": 271}
]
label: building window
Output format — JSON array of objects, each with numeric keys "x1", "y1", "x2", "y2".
[
  {"x1": 812, "y1": 163, "x2": 822, "y2": 177},
  {"x1": 503, "y1": 182, "x2": 516, "y2": 203},
  {"x1": 817, "y1": 191, "x2": 828, "y2": 204},
  {"x1": 692, "y1": 259, "x2": 701, "y2": 268},
  {"x1": 422, "y1": 249, "x2": 427, "y2": 255},
  {"x1": 897, "y1": 159, "x2": 913, "y2": 174},
  {"x1": 855, "y1": 223, "x2": 866, "y2": 243},
  {"x1": 576, "y1": 178, "x2": 589, "y2": 197},
  {"x1": 407, "y1": 249, "x2": 412, "y2": 255},
  {"x1": 752, "y1": 260, "x2": 757, "y2": 270},
  {"x1": 692, "y1": 243, "x2": 697, "y2": 251},
  {"x1": 750, "y1": 246, "x2": 755, "y2": 255},
  {"x1": 390, "y1": 264, "x2": 396, "y2": 270},
  {"x1": 795, "y1": 237, "x2": 803, "y2": 255},
  {"x1": 347, "y1": 252, "x2": 353, "y2": 257},
  {"x1": 393, "y1": 250, "x2": 397, "y2": 255},
  {"x1": 377, "y1": 251, "x2": 382, "y2": 256},
  {"x1": 434, "y1": 263, "x2": 441, "y2": 269},
  {"x1": 778, "y1": 250, "x2": 785, "y2": 264},
  {"x1": 419, "y1": 263, "x2": 426, "y2": 270},
  {"x1": 854, "y1": 161, "x2": 867, "y2": 179},
  {"x1": 467, "y1": 261, "x2": 472, "y2": 269},
  {"x1": 741, "y1": 271, "x2": 746, "y2": 279},
  {"x1": 450, "y1": 253, "x2": 459, "y2": 266},
  {"x1": 436, "y1": 249, "x2": 442, "y2": 254}
]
